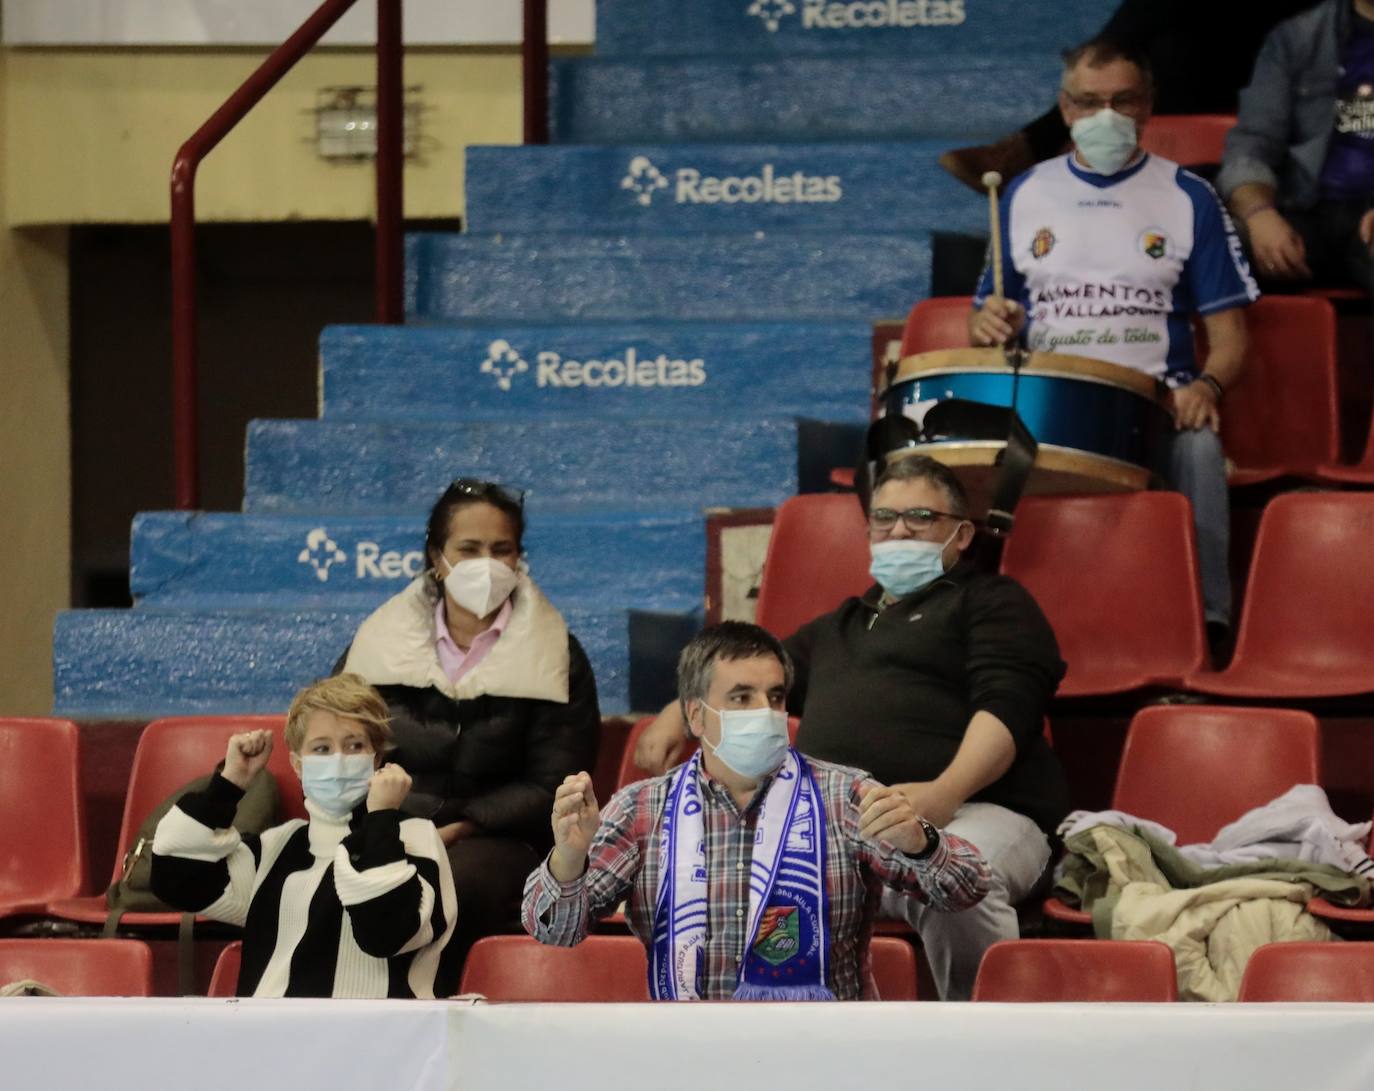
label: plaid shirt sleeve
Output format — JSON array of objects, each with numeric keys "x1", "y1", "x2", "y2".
[
  {"x1": 521, "y1": 781, "x2": 647, "y2": 946},
  {"x1": 843, "y1": 777, "x2": 990, "y2": 911}
]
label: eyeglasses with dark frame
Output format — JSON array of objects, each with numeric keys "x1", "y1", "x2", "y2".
[
  {"x1": 449, "y1": 478, "x2": 526, "y2": 509},
  {"x1": 1060, "y1": 90, "x2": 1149, "y2": 114},
  {"x1": 868, "y1": 506, "x2": 966, "y2": 535}
]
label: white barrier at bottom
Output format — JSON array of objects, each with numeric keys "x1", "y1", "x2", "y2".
[{"x1": 6, "y1": 998, "x2": 1374, "y2": 1091}]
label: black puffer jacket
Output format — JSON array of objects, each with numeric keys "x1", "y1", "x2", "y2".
[{"x1": 339, "y1": 576, "x2": 600, "y2": 851}]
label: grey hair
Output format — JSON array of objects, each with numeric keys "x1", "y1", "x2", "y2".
[
  {"x1": 1059, "y1": 37, "x2": 1155, "y2": 93},
  {"x1": 675, "y1": 621, "x2": 794, "y2": 724},
  {"x1": 873, "y1": 454, "x2": 971, "y2": 518}
]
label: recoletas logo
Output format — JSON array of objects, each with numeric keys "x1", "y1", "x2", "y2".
[
  {"x1": 297, "y1": 528, "x2": 425, "y2": 584},
  {"x1": 479, "y1": 341, "x2": 707, "y2": 391},
  {"x1": 748, "y1": 0, "x2": 966, "y2": 31},
  {"x1": 621, "y1": 155, "x2": 842, "y2": 208}
]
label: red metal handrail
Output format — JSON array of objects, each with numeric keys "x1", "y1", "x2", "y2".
[
  {"x1": 523, "y1": 0, "x2": 550, "y2": 145},
  {"x1": 169, "y1": 0, "x2": 404, "y2": 510},
  {"x1": 170, "y1": 0, "x2": 550, "y2": 510}
]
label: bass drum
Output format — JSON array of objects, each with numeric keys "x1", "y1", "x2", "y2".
[{"x1": 884, "y1": 347, "x2": 1172, "y2": 514}]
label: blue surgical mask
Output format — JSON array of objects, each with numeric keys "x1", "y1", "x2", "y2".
[
  {"x1": 300, "y1": 753, "x2": 375, "y2": 818},
  {"x1": 869, "y1": 525, "x2": 961, "y2": 598},
  {"x1": 701, "y1": 705, "x2": 790, "y2": 779},
  {"x1": 1070, "y1": 108, "x2": 1138, "y2": 175}
]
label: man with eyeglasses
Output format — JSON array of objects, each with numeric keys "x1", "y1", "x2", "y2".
[
  {"x1": 635, "y1": 456, "x2": 1067, "y2": 1000},
  {"x1": 969, "y1": 37, "x2": 1258, "y2": 647}
]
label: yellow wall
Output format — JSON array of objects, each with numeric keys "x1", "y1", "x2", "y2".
[
  {"x1": 4, "y1": 48, "x2": 523, "y2": 225},
  {"x1": 0, "y1": 50, "x2": 72, "y2": 714},
  {"x1": 0, "y1": 45, "x2": 524, "y2": 713}
]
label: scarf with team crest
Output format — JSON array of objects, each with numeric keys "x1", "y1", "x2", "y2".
[{"x1": 650, "y1": 748, "x2": 834, "y2": 1001}]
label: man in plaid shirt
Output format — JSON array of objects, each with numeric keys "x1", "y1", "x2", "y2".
[{"x1": 522, "y1": 622, "x2": 989, "y2": 1001}]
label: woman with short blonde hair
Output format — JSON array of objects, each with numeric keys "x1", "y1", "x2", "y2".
[{"x1": 151, "y1": 673, "x2": 457, "y2": 997}]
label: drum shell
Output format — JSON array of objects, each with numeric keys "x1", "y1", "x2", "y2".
[{"x1": 879, "y1": 348, "x2": 1175, "y2": 507}]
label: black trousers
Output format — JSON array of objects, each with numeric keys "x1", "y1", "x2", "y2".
[{"x1": 435, "y1": 835, "x2": 544, "y2": 997}]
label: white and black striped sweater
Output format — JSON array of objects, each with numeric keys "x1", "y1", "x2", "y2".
[{"x1": 151, "y1": 772, "x2": 458, "y2": 998}]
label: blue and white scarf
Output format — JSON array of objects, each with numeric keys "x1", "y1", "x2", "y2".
[{"x1": 650, "y1": 748, "x2": 833, "y2": 1001}]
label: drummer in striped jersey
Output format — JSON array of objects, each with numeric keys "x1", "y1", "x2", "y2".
[
  {"x1": 970, "y1": 37, "x2": 1259, "y2": 648},
  {"x1": 151, "y1": 674, "x2": 458, "y2": 998}
]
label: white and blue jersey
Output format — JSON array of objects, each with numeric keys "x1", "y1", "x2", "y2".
[{"x1": 974, "y1": 153, "x2": 1259, "y2": 385}]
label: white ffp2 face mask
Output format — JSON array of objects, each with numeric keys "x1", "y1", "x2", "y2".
[{"x1": 441, "y1": 556, "x2": 519, "y2": 617}]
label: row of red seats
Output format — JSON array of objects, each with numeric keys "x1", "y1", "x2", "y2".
[
  {"x1": 608, "y1": 703, "x2": 1374, "y2": 935},
  {"x1": 5, "y1": 933, "x2": 1369, "y2": 1003},
  {"x1": 757, "y1": 490, "x2": 1374, "y2": 699},
  {"x1": 0, "y1": 715, "x2": 303, "y2": 928},
  {"x1": 5, "y1": 671, "x2": 1369, "y2": 933},
  {"x1": 901, "y1": 295, "x2": 1369, "y2": 486}
]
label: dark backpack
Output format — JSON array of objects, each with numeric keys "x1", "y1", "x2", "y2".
[{"x1": 103, "y1": 767, "x2": 279, "y2": 993}]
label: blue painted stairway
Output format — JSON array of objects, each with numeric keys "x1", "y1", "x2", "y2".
[{"x1": 53, "y1": 0, "x2": 1106, "y2": 718}]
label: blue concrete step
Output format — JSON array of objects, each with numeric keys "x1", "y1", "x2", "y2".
[
  {"x1": 406, "y1": 232, "x2": 930, "y2": 323},
  {"x1": 243, "y1": 417, "x2": 804, "y2": 516},
  {"x1": 549, "y1": 53, "x2": 1061, "y2": 143},
  {"x1": 130, "y1": 510, "x2": 704, "y2": 612},
  {"x1": 53, "y1": 603, "x2": 644, "y2": 718},
  {"x1": 597, "y1": 0, "x2": 1103, "y2": 58},
  {"x1": 319, "y1": 321, "x2": 872, "y2": 425},
  {"x1": 464, "y1": 141, "x2": 984, "y2": 236}
]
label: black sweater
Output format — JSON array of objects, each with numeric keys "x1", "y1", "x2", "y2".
[{"x1": 787, "y1": 562, "x2": 1069, "y2": 836}]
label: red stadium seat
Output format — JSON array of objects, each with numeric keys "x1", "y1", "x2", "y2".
[
  {"x1": 1184, "y1": 492, "x2": 1374, "y2": 698},
  {"x1": 972, "y1": 939, "x2": 1177, "y2": 1001},
  {"x1": 47, "y1": 715, "x2": 299, "y2": 928},
  {"x1": 1313, "y1": 408, "x2": 1374, "y2": 485},
  {"x1": 756, "y1": 493, "x2": 872, "y2": 640},
  {"x1": 1238, "y1": 942, "x2": 1374, "y2": 1001},
  {"x1": 0, "y1": 938, "x2": 154, "y2": 997},
  {"x1": 591, "y1": 718, "x2": 632, "y2": 806},
  {"x1": 999, "y1": 493, "x2": 1208, "y2": 696},
  {"x1": 617, "y1": 715, "x2": 698, "y2": 791},
  {"x1": 869, "y1": 936, "x2": 918, "y2": 1000},
  {"x1": 899, "y1": 296, "x2": 971, "y2": 358},
  {"x1": 459, "y1": 935, "x2": 650, "y2": 1001},
  {"x1": 208, "y1": 941, "x2": 242, "y2": 998},
  {"x1": 0, "y1": 718, "x2": 87, "y2": 921},
  {"x1": 1140, "y1": 115, "x2": 1235, "y2": 167},
  {"x1": 1044, "y1": 705, "x2": 1320, "y2": 927},
  {"x1": 1216, "y1": 297, "x2": 1341, "y2": 486}
]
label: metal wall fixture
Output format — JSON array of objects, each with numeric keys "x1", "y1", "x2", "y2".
[{"x1": 312, "y1": 85, "x2": 426, "y2": 160}]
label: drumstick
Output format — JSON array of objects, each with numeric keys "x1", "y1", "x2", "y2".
[{"x1": 982, "y1": 170, "x2": 1004, "y2": 300}]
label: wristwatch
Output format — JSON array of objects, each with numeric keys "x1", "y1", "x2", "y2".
[{"x1": 910, "y1": 816, "x2": 941, "y2": 861}]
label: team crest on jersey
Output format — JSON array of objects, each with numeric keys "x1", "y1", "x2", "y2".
[
  {"x1": 1139, "y1": 228, "x2": 1170, "y2": 260},
  {"x1": 1031, "y1": 227, "x2": 1056, "y2": 260}
]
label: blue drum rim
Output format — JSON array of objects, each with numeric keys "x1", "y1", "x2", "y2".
[
  {"x1": 896, "y1": 366, "x2": 1169, "y2": 408},
  {"x1": 893, "y1": 347, "x2": 1168, "y2": 406},
  {"x1": 893, "y1": 440, "x2": 1151, "y2": 491}
]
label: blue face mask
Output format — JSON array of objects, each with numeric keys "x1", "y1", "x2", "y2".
[
  {"x1": 869, "y1": 526, "x2": 961, "y2": 598},
  {"x1": 1070, "y1": 108, "x2": 1138, "y2": 175},
  {"x1": 299, "y1": 753, "x2": 375, "y2": 818},
  {"x1": 701, "y1": 705, "x2": 790, "y2": 779}
]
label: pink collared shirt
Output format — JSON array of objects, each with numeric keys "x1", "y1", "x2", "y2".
[{"x1": 434, "y1": 596, "x2": 512, "y2": 685}]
